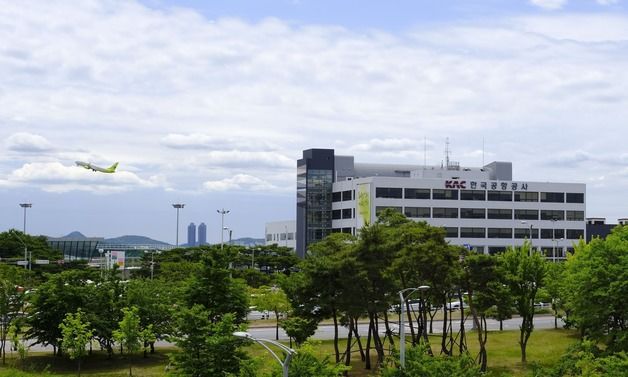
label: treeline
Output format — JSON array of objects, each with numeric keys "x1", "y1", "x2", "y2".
[{"x1": 0, "y1": 211, "x2": 626, "y2": 376}]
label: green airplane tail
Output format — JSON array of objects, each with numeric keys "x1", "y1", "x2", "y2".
[{"x1": 107, "y1": 162, "x2": 119, "y2": 172}]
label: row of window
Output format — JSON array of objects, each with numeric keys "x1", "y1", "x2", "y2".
[
  {"x1": 265, "y1": 232, "x2": 295, "y2": 242},
  {"x1": 376, "y1": 206, "x2": 584, "y2": 221},
  {"x1": 332, "y1": 190, "x2": 353, "y2": 202},
  {"x1": 484, "y1": 246, "x2": 574, "y2": 256},
  {"x1": 440, "y1": 227, "x2": 584, "y2": 240},
  {"x1": 375, "y1": 187, "x2": 584, "y2": 203}
]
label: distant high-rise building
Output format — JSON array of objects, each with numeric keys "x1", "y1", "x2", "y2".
[
  {"x1": 198, "y1": 222, "x2": 207, "y2": 245},
  {"x1": 187, "y1": 222, "x2": 196, "y2": 246}
]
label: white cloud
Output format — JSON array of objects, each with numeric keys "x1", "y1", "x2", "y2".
[
  {"x1": 5, "y1": 162, "x2": 166, "y2": 193},
  {"x1": 529, "y1": 0, "x2": 568, "y2": 10},
  {"x1": 5, "y1": 132, "x2": 53, "y2": 152},
  {"x1": 160, "y1": 133, "x2": 277, "y2": 151},
  {"x1": 596, "y1": 0, "x2": 619, "y2": 5},
  {"x1": 203, "y1": 174, "x2": 280, "y2": 192}
]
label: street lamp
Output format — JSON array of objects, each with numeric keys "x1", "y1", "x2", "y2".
[
  {"x1": 233, "y1": 331, "x2": 295, "y2": 377},
  {"x1": 398, "y1": 285, "x2": 430, "y2": 368},
  {"x1": 10, "y1": 230, "x2": 28, "y2": 270},
  {"x1": 172, "y1": 203, "x2": 185, "y2": 247},
  {"x1": 217, "y1": 209, "x2": 230, "y2": 251},
  {"x1": 520, "y1": 220, "x2": 534, "y2": 254},
  {"x1": 19, "y1": 203, "x2": 32, "y2": 234}
]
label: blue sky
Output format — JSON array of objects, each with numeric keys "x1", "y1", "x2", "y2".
[{"x1": 1, "y1": 0, "x2": 627, "y2": 243}]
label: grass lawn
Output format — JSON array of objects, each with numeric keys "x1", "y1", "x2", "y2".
[{"x1": 0, "y1": 328, "x2": 578, "y2": 376}]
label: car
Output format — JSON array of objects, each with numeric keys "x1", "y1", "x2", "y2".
[{"x1": 445, "y1": 301, "x2": 469, "y2": 311}]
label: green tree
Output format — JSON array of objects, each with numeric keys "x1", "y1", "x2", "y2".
[
  {"x1": 251, "y1": 285, "x2": 291, "y2": 340},
  {"x1": 499, "y1": 243, "x2": 546, "y2": 364},
  {"x1": 8, "y1": 319, "x2": 28, "y2": 369},
  {"x1": 124, "y1": 278, "x2": 174, "y2": 354},
  {"x1": 269, "y1": 342, "x2": 349, "y2": 377},
  {"x1": 113, "y1": 306, "x2": 152, "y2": 377},
  {"x1": 26, "y1": 269, "x2": 95, "y2": 356},
  {"x1": 531, "y1": 340, "x2": 628, "y2": 377},
  {"x1": 86, "y1": 269, "x2": 124, "y2": 357},
  {"x1": 280, "y1": 317, "x2": 318, "y2": 347},
  {"x1": 563, "y1": 226, "x2": 628, "y2": 352},
  {"x1": 59, "y1": 310, "x2": 93, "y2": 377},
  {"x1": 0, "y1": 265, "x2": 27, "y2": 365},
  {"x1": 170, "y1": 306, "x2": 248, "y2": 377}
]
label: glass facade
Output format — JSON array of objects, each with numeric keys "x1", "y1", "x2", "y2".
[{"x1": 305, "y1": 169, "x2": 334, "y2": 245}]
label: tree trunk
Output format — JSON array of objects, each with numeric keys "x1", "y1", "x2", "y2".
[
  {"x1": 499, "y1": 320, "x2": 503, "y2": 331},
  {"x1": 332, "y1": 307, "x2": 340, "y2": 363},
  {"x1": 78, "y1": 357, "x2": 82, "y2": 377},
  {"x1": 458, "y1": 291, "x2": 467, "y2": 355},
  {"x1": 365, "y1": 315, "x2": 373, "y2": 370},
  {"x1": 150, "y1": 341, "x2": 155, "y2": 354},
  {"x1": 344, "y1": 316, "x2": 354, "y2": 374},
  {"x1": 383, "y1": 310, "x2": 394, "y2": 348},
  {"x1": 275, "y1": 310, "x2": 280, "y2": 340},
  {"x1": 441, "y1": 298, "x2": 450, "y2": 355},
  {"x1": 352, "y1": 317, "x2": 366, "y2": 361}
]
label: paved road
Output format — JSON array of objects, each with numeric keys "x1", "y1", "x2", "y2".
[
  {"x1": 248, "y1": 315, "x2": 564, "y2": 341},
  {"x1": 27, "y1": 315, "x2": 563, "y2": 351}
]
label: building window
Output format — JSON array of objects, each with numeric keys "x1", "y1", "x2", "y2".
[
  {"x1": 404, "y1": 207, "x2": 430, "y2": 218},
  {"x1": 287, "y1": 232, "x2": 294, "y2": 240},
  {"x1": 566, "y1": 193, "x2": 584, "y2": 203},
  {"x1": 566, "y1": 210, "x2": 584, "y2": 221},
  {"x1": 405, "y1": 188, "x2": 430, "y2": 199},
  {"x1": 541, "y1": 192, "x2": 565, "y2": 203},
  {"x1": 376, "y1": 206, "x2": 402, "y2": 216},
  {"x1": 460, "y1": 208, "x2": 486, "y2": 219},
  {"x1": 460, "y1": 190, "x2": 486, "y2": 201},
  {"x1": 432, "y1": 189, "x2": 458, "y2": 200},
  {"x1": 444, "y1": 227, "x2": 458, "y2": 238},
  {"x1": 266, "y1": 234, "x2": 272, "y2": 241},
  {"x1": 460, "y1": 227, "x2": 486, "y2": 238},
  {"x1": 514, "y1": 228, "x2": 539, "y2": 239},
  {"x1": 488, "y1": 191, "x2": 512, "y2": 201},
  {"x1": 541, "y1": 228, "x2": 564, "y2": 239},
  {"x1": 342, "y1": 227, "x2": 352, "y2": 234},
  {"x1": 514, "y1": 209, "x2": 539, "y2": 220},
  {"x1": 342, "y1": 190, "x2": 352, "y2": 201},
  {"x1": 342, "y1": 208, "x2": 353, "y2": 219},
  {"x1": 487, "y1": 209, "x2": 512, "y2": 219},
  {"x1": 376, "y1": 187, "x2": 402, "y2": 198},
  {"x1": 332, "y1": 210, "x2": 341, "y2": 220},
  {"x1": 432, "y1": 207, "x2": 458, "y2": 218},
  {"x1": 332, "y1": 192, "x2": 342, "y2": 202},
  {"x1": 514, "y1": 192, "x2": 538, "y2": 202},
  {"x1": 541, "y1": 210, "x2": 564, "y2": 221},
  {"x1": 331, "y1": 228, "x2": 341, "y2": 233},
  {"x1": 488, "y1": 246, "x2": 507, "y2": 255},
  {"x1": 566, "y1": 229, "x2": 584, "y2": 239},
  {"x1": 487, "y1": 228, "x2": 512, "y2": 238}
]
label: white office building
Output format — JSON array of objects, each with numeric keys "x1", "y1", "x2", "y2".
[
  {"x1": 297, "y1": 149, "x2": 585, "y2": 258},
  {"x1": 265, "y1": 220, "x2": 296, "y2": 250}
]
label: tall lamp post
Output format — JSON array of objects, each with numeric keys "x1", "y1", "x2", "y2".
[
  {"x1": 19, "y1": 203, "x2": 32, "y2": 234},
  {"x1": 217, "y1": 208, "x2": 230, "y2": 251},
  {"x1": 399, "y1": 285, "x2": 430, "y2": 368},
  {"x1": 520, "y1": 220, "x2": 534, "y2": 255},
  {"x1": 233, "y1": 331, "x2": 295, "y2": 377},
  {"x1": 172, "y1": 203, "x2": 185, "y2": 247},
  {"x1": 10, "y1": 230, "x2": 29, "y2": 270}
]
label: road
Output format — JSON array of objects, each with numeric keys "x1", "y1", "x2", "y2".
[
  {"x1": 27, "y1": 315, "x2": 563, "y2": 351},
  {"x1": 248, "y1": 315, "x2": 564, "y2": 341}
]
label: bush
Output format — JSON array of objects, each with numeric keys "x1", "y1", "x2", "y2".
[
  {"x1": 530, "y1": 340, "x2": 628, "y2": 377},
  {"x1": 380, "y1": 345, "x2": 482, "y2": 377}
]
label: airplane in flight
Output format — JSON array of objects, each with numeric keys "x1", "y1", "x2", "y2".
[{"x1": 75, "y1": 161, "x2": 119, "y2": 173}]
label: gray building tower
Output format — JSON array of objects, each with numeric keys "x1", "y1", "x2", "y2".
[
  {"x1": 198, "y1": 222, "x2": 207, "y2": 245},
  {"x1": 187, "y1": 222, "x2": 196, "y2": 246}
]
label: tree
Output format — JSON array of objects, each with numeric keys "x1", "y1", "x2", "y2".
[
  {"x1": 563, "y1": 226, "x2": 628, "y2": 352},
  {"x1": 86, "y1": 269, "x2": 124, "y2": 357},
  {"x1": 26, "y1": 269, "x2": 95, "y2": 356},
  {"x1": 543, "y1": 261, "x2": 566, "y2": 330},
  {"x1": 251, "y1": 285, "x2": 291, "y2": 340},
  {"x1": 59, "y1": 310, "x2": 93, "y2": 377},
  {"x1": 8, "y1": 319, "x2": 28, "y2": 369},
  {"x1": 270, "y1": 342, "x2": 349, "y2": 377},
  {"x1": 280, "y1": 317, "x2": 318, "y2": 347},
  {"x1": 113, "y1": 306, "x2": 152, "y2": 377},
  {"x1": 499, "y1": 243, "x2": 546, "y2": 364},
  {"x1": 0, "y1": 265, "x2": 27, "y2": 365},
  {"x1": 170, "y1": 306, "x2": 248, "y2": 377}
]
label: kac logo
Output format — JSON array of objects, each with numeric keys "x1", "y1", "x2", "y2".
[{"x1": 445, "y1": 180, "x2": 466, "y2": 189}]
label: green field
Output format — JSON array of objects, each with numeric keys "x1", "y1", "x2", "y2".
[{"x1": 0, "y1": 328, "x2": 579, "y2": 377}]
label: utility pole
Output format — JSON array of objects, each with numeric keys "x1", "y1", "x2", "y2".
[
  {"x1": 19, "y1": 203, "x2": 32, "y2": 234},
  {"x1": 172, "y1": 203, "x2": 185, "y2": 246},
  {"x1": 217, "y1": 208, "x2": 230, "y2": 251}
]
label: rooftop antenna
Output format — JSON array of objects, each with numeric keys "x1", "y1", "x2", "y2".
[{"x1": 445, "y1": 137, "x2": 450, "y2": 168}]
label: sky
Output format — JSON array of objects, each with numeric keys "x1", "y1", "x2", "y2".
[{"x1": 1, "y1": 0, "x2": 628, "y2": 244}]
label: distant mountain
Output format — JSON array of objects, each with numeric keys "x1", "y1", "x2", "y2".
[
  {"x1": 103, "y1": 235, "x2": 170, "y2": 246},
  {"x1": 61, "y1": 231, "x2": 87, "y2": 239}
]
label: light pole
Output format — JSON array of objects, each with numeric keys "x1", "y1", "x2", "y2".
[
  {"x1": 217, "y1": 208, "x2": 230, "y2": 251},
  {"x1": 172, "y1": 203, "x2": 185, "y2": 247},
  {"x1": 233, "y1": 331, "x2": 295, "y2": 377},
  {"x1": 399, "y1": 285, "x2": 430, "y2": 368},
  {"x1": 520, "y1": 220, "x2": 534, "y2": 255},
  {"x1": 19, "y1": 203, "x2": 32, "y2": 234}
]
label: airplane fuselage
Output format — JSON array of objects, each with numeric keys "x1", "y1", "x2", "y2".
[{"x1": 75, "y1": 161, "x2": 118, "y2": 173}]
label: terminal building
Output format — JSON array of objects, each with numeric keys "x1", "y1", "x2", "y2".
[
  {"x1": 296, "y1": 148, "x2": 586, "y2": 259},
  {"x1": 265, "y1": 220, "x2": 296, "y2": 250}
]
